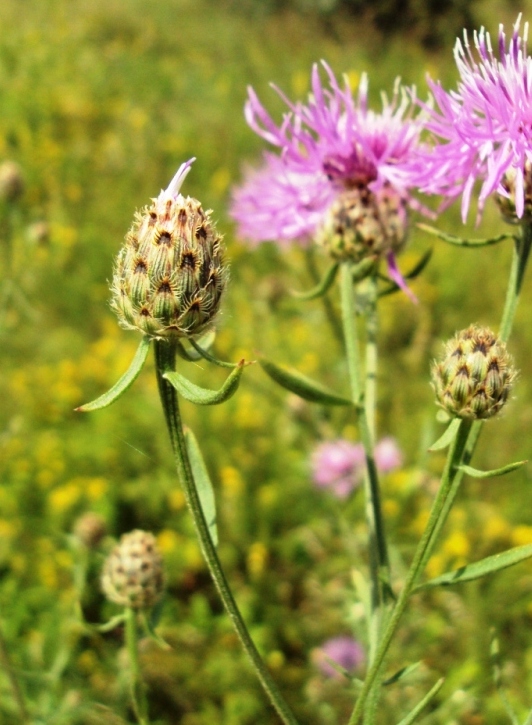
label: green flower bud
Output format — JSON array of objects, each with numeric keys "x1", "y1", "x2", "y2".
[
  {"x1": 495, "y1": 161, "x2": 532, "y2": 224},
  {"x1": 111, "y1": 159, "x2": 228, "y2": 339},
  {"x1": 102, "y1": 530, "x2": 165, "y2": 609},
  {"x1": 317, "y1": 183, "x2": 408, "y2": 264},
  {"x1": 432, "y1": 325, "x2": 516, "y2": 420}
]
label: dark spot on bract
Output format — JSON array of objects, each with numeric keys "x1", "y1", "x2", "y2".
[
  {"x1": 158, "y1": 231, "x2": 172, "y2": 246},
  {"x1": 134, "y1": 259, "x2": 148, "y2": 274},
  {"x1": 157, "y1": 280, "x2": 172, "y2": 295},
  {"x1": 181, "y1": 251, "x2": 197, "y2": 270},
  {"x1": 195, "y1": 225, "x2": 207, "y2": 240},
  {"x1": 178, "y1": 209, "x2": 187, "y2": 224},
  {"x1": 140, "y1": 307, "x2": 151, "y2": 317}
]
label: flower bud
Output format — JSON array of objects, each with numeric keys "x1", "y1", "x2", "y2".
[
  {"x1": 317, "y1": 183, "x2": 408, "y2": 264},
  {"x1": 495, "y1": 162, "x2": 532, "y2": 224},
  {"x1": 73, "y1": 512, "x2": 107, "y2": 549},
  {"x1": 0, "y1": 161, "x2": 24, "y2": 202},
  {"x1": 101, "y1": 530, "x2": 165, "y2": 609},
  {"x1": 432, "y1": 325, "x2": 516, "y2": 420},
  {"x1": 112, "y1": 159, "x2": 228, "y2": 339}
]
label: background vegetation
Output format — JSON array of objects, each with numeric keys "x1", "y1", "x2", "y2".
[{"x1": 1, "y1": 0, "x2": 532, "y2": 722}]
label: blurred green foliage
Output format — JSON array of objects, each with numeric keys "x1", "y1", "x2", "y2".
[{"x1": 1, "y1": 0, "x2": 532, "y2": 723}]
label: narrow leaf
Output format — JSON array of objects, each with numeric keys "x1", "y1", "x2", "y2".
[
  {"x1": 415, "y1": 544, "x2": 532, "y2": 591},
  {"x1": 76, "y1": 336, "x2": 151, "y2": 412},
  {"x1": 351, "y1": 257, "x2": 377, "y2": 283},
  {"x1": 184, "y1": 427, "x2": 218, "y2": 546},
  {"x1": 259, "y1": 357, "x2": 352, "y2": 406},
  {"x1": 458, "y1": 460, "x2": 527, "y2": 479},
  {"x1": 189, "y1": 336, "x2": 240, "y2": 369},
  {"x1": 291, "y1": 262, "x2": 339, "y2": 300},
  {"x1": 417, "y1": 223, "x2": 515, "y2": 247},
  {"x1": 164, "y1": 360, "x2": 247, "y2": 405},
  {"x1": 383, "y1": 662, "x2": 421, "y2": 686},
  {"x1": 428, "y1": 418, "x2": 461, "y2": 452},
  {"x1": 491, "y1": 633, "x2": 520, "y2": 725},
  {"x1": 396, "y1": 678, "x2": 444, "y2": 725}
]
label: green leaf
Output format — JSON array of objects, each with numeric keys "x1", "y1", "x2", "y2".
[
  {"x1": 415, "y1": 544, "x2": 532, "y2": 591},
  {"x1": 351, "y1": 257, "x2": 377, "y2": 283},
  {"x1": 428, "y1": 418, "x2": 461, "y2": 452},
  {"x1": 383, "y1": 662, "x2": 421, "y2": 686},
  {"x1": 417, "y1": 223, "x2": 515, "y2": 247},
  {"x1": 184, "y1": 427, "x2": 218, "y2": 546},
  {"x1": 76, "y1": 335, "x2": 151, "y2": 412},
  {"x1": 188, "y1": 336, "x2": 240, "y2": 369},
  {"x1": 164, "y1": 360, "x2": 247, "y2": 405},
  {"x1": 259, "y1": 357, "x2": 352, "y2": 406},
  {"x1": 396, "y1": 678, "x2": 444, "y2": 725},
  {"x1": 291, "y1": 262, "x2": 339, "y2": 300},
  {"x1": 458, "y1": 460, "x2": 527, "y2": 479}
]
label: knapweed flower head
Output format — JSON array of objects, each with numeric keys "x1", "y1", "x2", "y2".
[
  {"x1": 102, "y1": 530, "x2": 165, "y2": 609},
  {"x1": 112, "y1": 159, "x2": 228, "y2": 339},
  {"x1": 231, "y1": 62, "x2": 426, "y2": 275},
  {"x1": 311, "y1": 436, "x2": 402, "y2": 498},
  {"x1": 432, "y1": 325, "x2": 516, "y2": 420},
  {"x1": 420, "y1": 15, "x2": 532, "y2": 223},
  {"x1": 315, "y1": 636, "x2": 365, "y2": 679}
]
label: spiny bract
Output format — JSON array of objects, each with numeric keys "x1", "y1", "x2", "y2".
[
  {"x1": 432, "y1": 325, "x2": 516, "y2": 420},
  {"x1": 112, "y1": 160, "x2": 228, "y2": 339},
  {"x1": 101, "y1": 530, "x2": 165, "y2": 610}
]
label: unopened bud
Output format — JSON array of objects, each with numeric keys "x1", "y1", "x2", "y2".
[
  {"x1": 112, "y1": 159, "x2": 228, "y2": 339},
  {"x1": 101, "y1": 530, "x2": 165, "y2": 609},
  {"x1": 73, "y1": 512, "x2": 107, "y2": 549},
  {"x1": 317, "y1": 184, "x2": 408, "y2": 264},
  {"x1": 432, "y1": 325, "x2": 516, "y2": 420},
  {"x1": 495, "y1": 162, "x2": 532, "y2": 224},
  {"x1": 0, "y1": 161, "x2": 24, "y2": 202}
]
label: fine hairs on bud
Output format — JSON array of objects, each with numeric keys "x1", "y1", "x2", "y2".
[
  {"x1": 317, "y1": 184, "x2": 408, "y2": 263},
  {"x1": 432, "y1": 325, "x2": 517, "y2": 420},
  {"x1": 101, "y1": 530, "x2": 165, "y2": 610},
  {"x1": 112, "y1": 159, "x2": 228, "y2": 339}
]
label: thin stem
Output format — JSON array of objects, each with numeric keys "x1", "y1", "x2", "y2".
[
  {"x1": 0, "y1": 617, "x2": 29, "y2": 724},
  {"x1": 347, "y1": 419, "x2": 472, "y2": 725},
  {"x1": 154, "y1": 340, "x2": 300, "y2": 725},
  {"x1": 305, "y1": 246, "x2": 344, "y2": 344},
  {"x1": 125, "y1": 607, "x2": 149, "y2": 725},
  {"x1": 364, "y1": 276, "x2": 378, "y2": 444},
  {"x1": 340, "y1": 265, "x2": 390, "y2": 665}
]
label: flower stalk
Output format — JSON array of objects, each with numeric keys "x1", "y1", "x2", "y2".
[
  {"x1": 124, "y1": 607, "x2": 149, "y2": 725},
  {"x1": 154, "y1": 339, "x2": 300, "y2": 725}
]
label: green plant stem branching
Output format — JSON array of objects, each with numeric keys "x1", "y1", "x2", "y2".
[
  {"x1": 340, "y1": 264, "x2": 391, "y2": 669},
  {"x1": 347, "y1": 419, "x2": 473, "y2": 724},
  {"x1": 154, "y1": 339, "x2": 300, "y2": 725}
]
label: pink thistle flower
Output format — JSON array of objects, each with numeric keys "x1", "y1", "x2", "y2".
[
  {"x1": 230, "y1": 63, "x2": 427, "y2": 274},
  {"x1": 311, "y1": 439, "x2": 365, "y2": 499},
  {"x1": 315, "y1": 636, "x2": 365, "y2": 679},
  {"x1": 374, "y1": 436, "x2": 403, "y2": 473},
  {"x1": 419, "y1": 15, "x2": 532, "y2": 222}
]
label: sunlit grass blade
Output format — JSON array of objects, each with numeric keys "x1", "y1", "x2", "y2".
[
  {"x1": 164, "y1": 360, "x2": 247, "y2": 405},
  {"x1": 383, "y1": 662, "x2": 421, "y2": 686},
  {"x1": 259, "y1": 357, "x2": 352, "y2": 406},
  {"x1": 184, "y1": 426, "x2": 218, "y2": 546},
  {"x1": 428, "y1": 418, "x2": 461, "y2": 452},
  {"x1": 458, "y1": 460, "x2": 527, "y2": 478},
  {"x1": 414, "y1": 543, "x2": 532, "y2": 591},
  {"x1": 76, "y1": 335, "x2": 151, "y2": 412},
  {"x1": 395, "y1": 678, "x2": 444, "y2": 725},
  {"x1": 417, "y1": 223, "x2": 515, "y2": 247},
  {"x1": 290, "y1": 262, "x2": 339, "y2": 300}
]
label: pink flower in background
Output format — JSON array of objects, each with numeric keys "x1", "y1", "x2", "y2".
[
  {"x1": 315, "y1": 636, "x2": 365, "y2": 679},
  {"x1": 311, "y1": 437, "x2": 402, "y2": 498},
  {"x1": 418, "y1": 15, "x2": 532, "y2": 222},
  {"x1": 230, "y1": 62, "x2": 426, "y2": 246},
  {"x1": 374, "y1": 436, "x2": 403, "y2": 473},
  {"x1": 311, "y1": 439, "x2": 365, "y2": 498}
]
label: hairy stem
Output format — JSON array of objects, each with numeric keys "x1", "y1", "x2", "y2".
[{"x1": 125, "y1": 607, "x2": 149, "y2": 725}]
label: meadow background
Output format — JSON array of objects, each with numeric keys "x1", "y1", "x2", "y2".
[{"x1": 2, "y1": 0, "x2": 532, "y2": 723}]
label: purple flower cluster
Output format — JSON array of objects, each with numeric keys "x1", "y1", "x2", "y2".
[
  {"x1": 315, "y1": 636, "x2": 365, "y2": 679},
  {"x1": 311, "y1": 437, "x2": 402, "y2": 499},
  {"x1": 230, "y1": 62, "x2": 426, "y2": 247},
  {"x1": 419, "y1": 15, "x2": 532, "y2": 222}
]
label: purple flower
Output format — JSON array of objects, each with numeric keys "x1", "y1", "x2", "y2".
[
  {"x1": 418, "y1": 15, "x2": 532, "y2": 222},
  {"x1": 374, "y1": 436, "x2": 403, "y2": 473},
  {"x1": 315, "y1": 636, "x2": 365, "y2": 679},
  {"x1": 311, "y1": 439, "x2": 365, "y2": 499},
  {"x1": 230, "y1": 62, "x2": 427, "y2": 248}
]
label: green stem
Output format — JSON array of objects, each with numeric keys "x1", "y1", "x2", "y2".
[
  {"x1": 125, "y1": 607, "x2": 149, "y2": 725},
  {"x1": 340, "y1": 265, "x2": 390, "y2": 665},
  {"x1": 154, "y1": 340, "x2": 300, "y2": 725},
  {"x1": 347, "y1": 419, "x2": 472, "y2": 725},
  {"x1": 305, "y1": 246, "x2": 344, "y2": 344},
  {"x1": 365, "y1": 276, "x2": 378, "y2": 444},
  {"x1": 0, "y1": 617, "x2": 29, "y2": 724}
]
